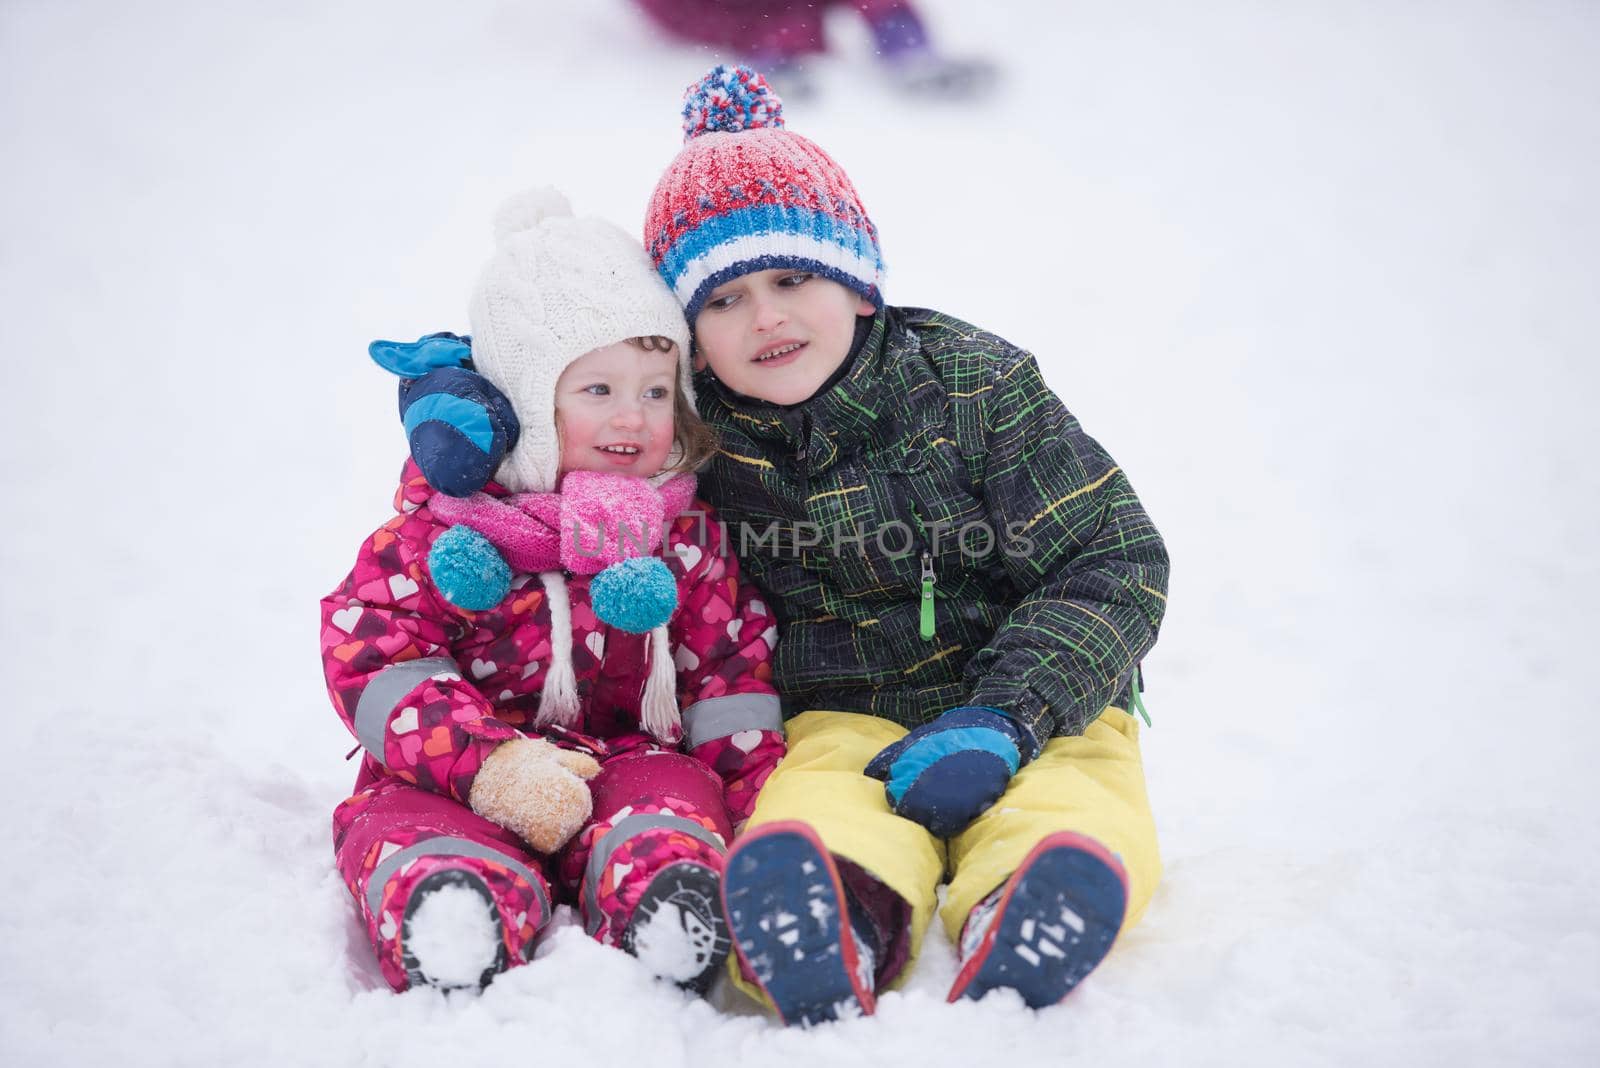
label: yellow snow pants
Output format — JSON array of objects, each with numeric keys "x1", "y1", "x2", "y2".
[{"x1": 729, "y1": 707, "x2": 1161, "y2": 1001}]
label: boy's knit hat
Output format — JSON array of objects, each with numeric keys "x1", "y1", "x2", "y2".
[
  {"x1": 644, "y1": 65, "x2": 886, "y2": 322},
  {"x1": 469, "y1": 187, "x2": 693, "y2": 494}
]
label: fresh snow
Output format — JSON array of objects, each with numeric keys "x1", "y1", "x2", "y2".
[{"x1": 2, "y1": 1, "x2": 1597, "y2": 1066}]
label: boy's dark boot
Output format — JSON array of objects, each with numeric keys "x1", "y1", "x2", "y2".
[
  {"x1": 947, "y1": 831, "x2": 1128, "y2": 1008},
  {"x1": 721, "y1": 820, "x2": 877, "y2": 1026}
]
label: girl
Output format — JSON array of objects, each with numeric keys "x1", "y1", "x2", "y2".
[{"x1": 319, "y1": 188, "x2": 784, "y2": 994}]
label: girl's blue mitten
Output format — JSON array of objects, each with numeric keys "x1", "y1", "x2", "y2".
[{"x1": 863, "y1": 707, "x2": 1039, "y2": 838}]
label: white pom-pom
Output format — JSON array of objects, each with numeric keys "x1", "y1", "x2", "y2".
[{"x1": 494, "y1": 187, "x2": 573, "y2": 241}]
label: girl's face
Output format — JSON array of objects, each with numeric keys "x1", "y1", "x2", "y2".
[
  {"x1": 554, "y1": 341, "x2": 678, "y2": 478},
  {"x1": 692, "y1": 269, "x2": 876, "y2": 406}
]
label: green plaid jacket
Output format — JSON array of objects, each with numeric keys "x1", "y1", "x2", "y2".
[{"x1": 692, "y1": 306, "x2": 1169, "y2": 742}]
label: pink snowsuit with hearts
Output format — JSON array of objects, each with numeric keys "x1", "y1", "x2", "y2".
[{"x1": 320, "y1": 460, "x2": 785, "y2": 991}]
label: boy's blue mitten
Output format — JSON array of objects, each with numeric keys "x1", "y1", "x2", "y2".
[
  {"x1": 399, "y1": 366, "x2": 520, "y2": 497},
  {"x1": 863, "y1": 707, "x2": 1040, "y2": 838},
  {"x1": 369, "y1": 333, "x2": 521, "y2": 498}
]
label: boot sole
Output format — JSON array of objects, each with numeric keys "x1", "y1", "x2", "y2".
[
  {"x1": 721, "y1": 821, "x2": 876, "y2": 1026},
  {"x1": 399, "y1": 867, "x2": 509, "y2": 991},
  {"x1": 947, "y1": 831, "x2": 1128, "y2": 1008},
  {"x1": 624, "y1": 861, "x2": 731, "y2": 995}
]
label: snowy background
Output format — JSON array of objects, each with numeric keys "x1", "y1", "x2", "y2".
[{"x1": 3, "y1": 1, "x2": 1597, "y2": 1064}]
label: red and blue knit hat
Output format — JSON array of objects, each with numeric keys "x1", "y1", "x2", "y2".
[{"x1": 645, "y1": 65, "x2": 886, "y2": 322}]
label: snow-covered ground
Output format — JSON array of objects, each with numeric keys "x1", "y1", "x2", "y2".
[{"x1": 3, "y1": 2, "x2": 1597, "y2": 1064}]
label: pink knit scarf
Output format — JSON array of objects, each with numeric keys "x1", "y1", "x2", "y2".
[{"x1": 427, "y1": 470, "x2": 698, "y2": 574}]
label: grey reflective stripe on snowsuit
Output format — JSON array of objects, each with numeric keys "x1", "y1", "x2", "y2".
[
  {"x1": 366, "y1": 835, "x2": 549, "y2": 932},
  {"x1": 582, "y1": 813, "x2": 726, "y2": 934},
  {"x1": 680, "y1": 692, "x2": 784, "y2": 748},
  {"x1": 353, "y1": 657, "x2": 460, "y2": 759}
]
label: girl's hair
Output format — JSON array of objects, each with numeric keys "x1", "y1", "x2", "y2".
[{"x1": 630, "y1": 335, "x2": 718, "y2": 474}]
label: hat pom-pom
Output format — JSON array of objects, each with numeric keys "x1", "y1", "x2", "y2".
[
  {"x1": 493, "y1": 186, "x2": 573, "y2": 241},
  {"x1": 590, "y1": 557, "x2": 679, "y2": 633},
  {"x1": 428, "y1": 525, "x2": 512, "y2": 611},
  {"x1": 681, "y1": 65, "x2": 784, "y2": 142}
]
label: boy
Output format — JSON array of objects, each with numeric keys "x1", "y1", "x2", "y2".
[{"x1": 645, "y1": 66, "x2": 1169, "y2": 1024}]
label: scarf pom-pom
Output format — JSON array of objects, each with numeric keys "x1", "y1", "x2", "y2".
[
  {"x1": 590, "y1": 557, "x2": 678, "y2": 634},
  {"x1": 428, "y1": 525, "x2": 512, "y2": 610}
]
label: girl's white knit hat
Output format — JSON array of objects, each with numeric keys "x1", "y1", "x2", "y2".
[{"x1": 467, "y1": 187, "x2": 693, "y2": 495}]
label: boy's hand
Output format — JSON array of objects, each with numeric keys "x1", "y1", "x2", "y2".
[
  {"x1": 863, "y1": 707, "x2": 1037, "y2": 838},
  {"x1": 368, "y1": 334, "x2": 522, "y2": 499},
  {"x1": 468, "y1": 736, "x2": 601, "y2": 854},
  {"x1": 401, "y1": 366, "x2": 521, "y2": 498}
]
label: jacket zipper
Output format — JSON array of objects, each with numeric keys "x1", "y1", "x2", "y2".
[
  {"x1": 792, "y1": 412, "x2": 812, "y2": 504},
  {"x1": 919, "y1": 549, "x2": 936, "y2": 640},
  {"x1": 902, "y1": 495, "x2": 936, "y2": 642}
]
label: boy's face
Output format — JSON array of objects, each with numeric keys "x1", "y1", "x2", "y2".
[
  {"x1": 554, "y1": 340, "x2": 678, "y2": 478},
  {"x1": 693, "y1": 269, "x2": 876, "y2": 406}
]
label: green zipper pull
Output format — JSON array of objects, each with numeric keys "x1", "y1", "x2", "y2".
[
  {"x1": 919, "y1": 551, "x2": 936, "y2": 640},
  {"x1": 1129, "y1": 665, "x2": 1152, "y2": 727}
]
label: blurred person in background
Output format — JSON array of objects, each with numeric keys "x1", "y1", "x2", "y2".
[{"x1": 631, "y1": 0, "x2": 993, "y2": 98}]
